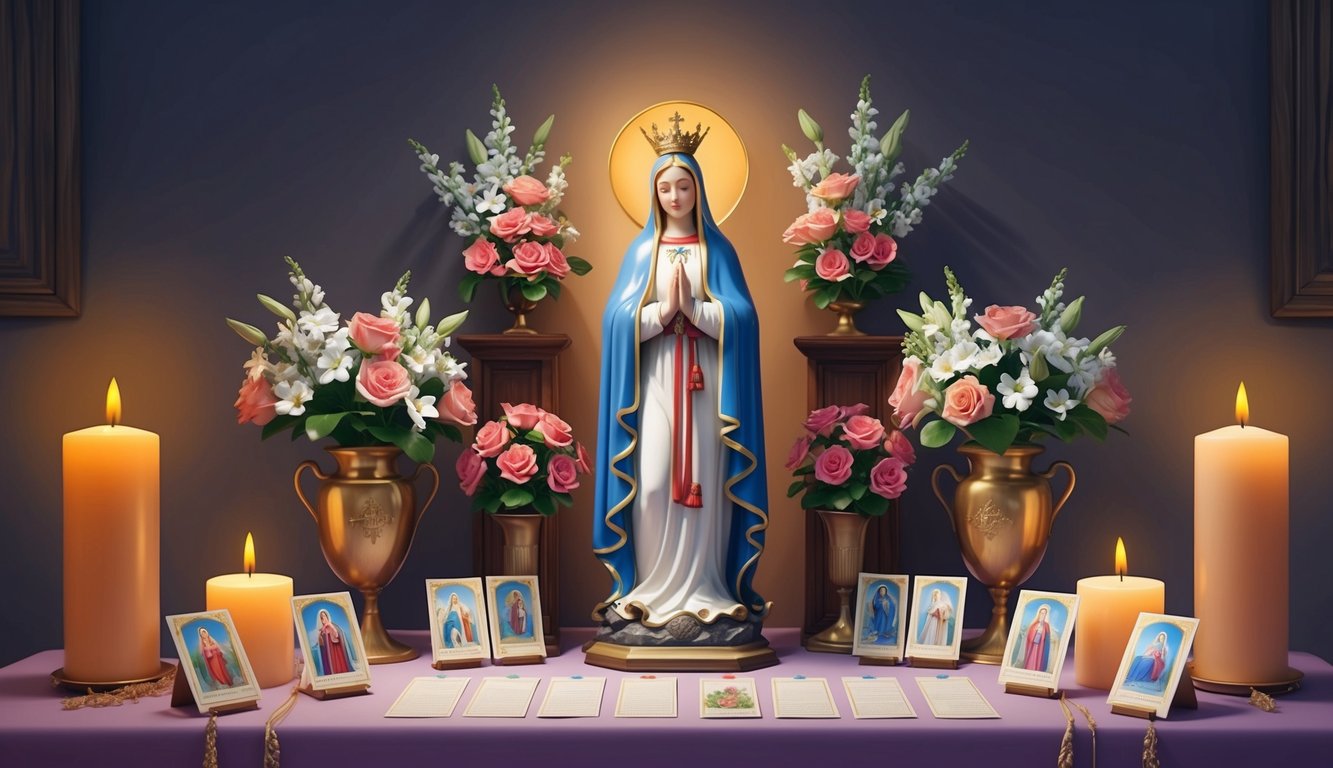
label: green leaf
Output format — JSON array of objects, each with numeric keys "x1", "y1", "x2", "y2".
[
  {"x1": 367, "y1": 424, "x2": 435, "y2": 463},
  {"x1": 519, "y1": 281, "x2": 548, "y2": 302},
  {"x1": 553, "y1": 492, "x2": 574, "y2": 508},
  {"x1": 305, "y1": 412, "x2": 349, "y2": 441},
  {"x1": 831, "y1": 489, "x2": 854, "y2": 511},
  {"x1": 567, "y1": 256, "x2": 593, "y2": 275},
  {"x1": 848, "y1": 482, "x2": 868, "y2": 501},
  {"x1": 458, "y1": 272, "x2": 485, "y2": 303},
  {"x1": 483, "y1": 495, "x2": 504, "y2": 515},
  {"x1": 532, "y1": 493, "x2": 557, "y2": 517},
  {"x1": 856, "y1": 493, "x2": 891, "y2": 517},
  {"x1": 920, "y1": 419, "x2": 958, "y2": 448},
  {"x1": 260, "y1": 415, "x2": 298, "y2": 440},
  {"x1": 1067, "y1": 404, "x2": 1109, "y2": 441},
  {"x1": 500, "y1": 488, "x2": 536, "y2": 509},
  {"x1": 544, "y1": 279, "x2": 563, "y2": 300},
  {"x1": 784, "y1": 264, "x2": 817, "y2": 282},
  {"x1": 786, "y1": 479, "x2": 806, "y2": 498},
  {"x1": 967, "y1": 414, "x2": 1021, "y2": 455},
  {"x1": 813, "y1": 282, "x2": 842, "y2": 310}
]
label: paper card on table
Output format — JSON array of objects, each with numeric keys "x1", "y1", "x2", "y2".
[
  {"x1": 771, "y1": 677, "x2": 839, "y2": 718},
  {"x1": 841, "y1": 677, "x2": 917, "y2": 719},
  {"x1": 615, "y1": 677, "x2": 677, "y2": 718},
  {"x1": 1107, "y1": 613, "x2": 1200, "y2": 719},
  {"x1": 384, "y1": 677, "x2": 470, "y2": 718},
  {"x1": 700, "y1": 677, "x2": 761, "y2": 718},
  {"x1": 538, "y1": 677, "x2": 606, "y2": 718},
  {"x1": 905, "y1": 575, "x2": 968, "y2": 664},
  {"x1": 463, "y1": 677, "x2": 540, "y2": 718},
  {"x1": 915, "y1": 677, "x2": 1001, "y2": 719},
  {"x1": 997, "y1": 590, "x2": 1080, "y2": 695}
]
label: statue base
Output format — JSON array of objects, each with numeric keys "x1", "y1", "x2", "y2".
[{"x1": 582, "y1": 613, "x2": 779, "y2": 672}]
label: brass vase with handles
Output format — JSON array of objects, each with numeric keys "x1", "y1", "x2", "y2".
[
  {"x1": 294, "y1": 446, "x2": 440, "y2": 664},
  {"x1": 806, "y1": 509, "x2": 871, "y2": 654},
  {"x1": 493, "y1": 512, "x2": 542, "y2": 575},
  {"x1": 931, "y1": 444, "x2": 1074, "y2": 664}
]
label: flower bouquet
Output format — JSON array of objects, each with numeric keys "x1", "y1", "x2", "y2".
[
  {"x1": 228, "y1": 258, "x2": 477, "y2": 463},
  {"x1": 891, "y1": 267, "x2": 1130, "y2": 455},
  {"x1": 409, "y1": 86, "x2": 591, "y2": 311},
  {"x1": 782, "y1": 75, "x2": 968, "y2": 312},
  {"x1": 456, "y1": 403, "x2": 591, "y2": 517},
  {"x1": 785, "y1": 403, "x2": 917, "y2": 516}
]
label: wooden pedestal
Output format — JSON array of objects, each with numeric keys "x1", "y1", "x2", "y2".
[
  {"x1": 793, "y1": 335, "x2": 904, "y2": 646},
  {"x1": 457, "y1": 333, "x2": 570, "y2": 656}
]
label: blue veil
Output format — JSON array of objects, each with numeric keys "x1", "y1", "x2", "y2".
[{"x1": 592, "y1": 152, "x2": 769, "y2": 622}]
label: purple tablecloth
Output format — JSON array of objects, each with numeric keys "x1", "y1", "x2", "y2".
[{"x1": 1, "y1": 629, "x2": 1329, "y2": 767}]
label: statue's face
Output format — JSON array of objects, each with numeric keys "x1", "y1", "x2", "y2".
[{"x1": 655, "y1": 165, "x2": 696, "y2": 223}]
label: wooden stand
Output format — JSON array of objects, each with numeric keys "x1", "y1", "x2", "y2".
[
  {"x1": 458, "y1": 333, "x2": 569, "y2": 657},
  {"x1": 1005, "y1": 682, "x2": 1058, "y2": 699},
  {"x1": 431, "y1": 658, "x2": 484, "y2": 671},
  {"x1": 493, "y1": 655, "x2": 546, "y2": 667},
  {"x1": 858, "y1": 656, "x2": 900, "y2": 666},
  {"x1": 298, "y1": 682, "x2": 371, "y2": 701},
  {"x1": 907, "y1": 656, "x2": 959, "y2": 670},
  {"x1": 1110, "y1": 678, "x2": 1198, "y2": 718},
  {"x1": 794, "y1": 336, "x2": 904, "y2": 645}
]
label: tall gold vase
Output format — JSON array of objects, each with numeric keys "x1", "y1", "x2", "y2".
[
  {"x1": 294, "y1": 446, "x2": 440, "y2": 664},
  {"x1": 806, "y1": 509, "x2": 870, "y2": 653},
  {"x1": 931, "y1": 444, "x2": 1074, "y2": 664},
  {"x1": 493, "y1": 512, "x2": 542, "y2": 575}
]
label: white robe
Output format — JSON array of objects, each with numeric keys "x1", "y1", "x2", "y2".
[
  {"x1": 611, "y1": 242, "x2": 744, "y2": 626},
  {"x1": 919, "y1": 595, "x2": 954, "y2": 646}
]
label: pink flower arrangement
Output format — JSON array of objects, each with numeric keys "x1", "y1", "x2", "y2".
[
  {"x1": 457, "y1": 403, "x2": 591, "y2": 516},
  {"x1": 410, "y1": 86, "x2": 592, "y2": 309},
  {"x1": 785, "y1": 403, "x2": 916, "y2": 516}
]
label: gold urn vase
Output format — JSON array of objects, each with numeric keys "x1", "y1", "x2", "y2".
[
  {"x1": 931, "y1": 444, "x2": 1075, "y2": 664},
  {"x1": 806, "y1": 509, "x2": 871, "y2": 653},
  {"x1": 294, "y1": 446, "x2": 440, "y2": 664},
  {"x1": 493, "y1": 512, "x2": 542, "y2": 575}
]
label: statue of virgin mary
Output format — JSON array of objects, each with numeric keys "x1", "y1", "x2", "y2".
[{"x1": 588, "y1": 114, "x2": 774, "y2": 664}]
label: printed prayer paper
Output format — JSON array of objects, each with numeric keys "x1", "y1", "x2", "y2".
[
  {"x1": 384, "y1": 677, "x2": 470, "y2": 718},
  {"x1": 841, "y1": 677, "x2": 917, "y2": 719},
  {"x1": 538, "y1": 677, "x2": 606, "y2": 718},
  {"x1": 916, "y1": 676, "x2": 1001, "y2": 719},
  {"x1": 699, "y1": 677, "x2": 761, "y2": 719},
  {"x1": 615, "y1": 677, "x2": 677, "y2": 718},
  {"x1": 771, "y1": 677, "x2": 840, "y2": 719},
  {"x1": 463, "y1": 677, "x2": 540, "y2": 718}
]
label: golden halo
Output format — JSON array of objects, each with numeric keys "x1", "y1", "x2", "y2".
[{"x1": 608, "y1": 100, "x2": 748, "y2": 228}]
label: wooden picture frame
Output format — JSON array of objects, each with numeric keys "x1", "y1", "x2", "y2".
[
  {"x1": 1, "y1": 0, "x2": 81, "y2": 317},
  {"x1": 1271, "y1": 0, "x2": 1333, "y2": 317}
]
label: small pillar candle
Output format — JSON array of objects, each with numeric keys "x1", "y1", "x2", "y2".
[
  {"x1": 206, "y1": 533, "x2": 294, "y2": 688},
  {"x1": 1074, "y1": 538, "x2": 1164, "y2": 690}
]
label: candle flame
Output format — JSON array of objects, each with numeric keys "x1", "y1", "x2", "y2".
[
  {"x1": 1115, "y1": 537, "x2": 1127, "y2": 579},
  {"x1": 243, "y1": 532, "x2": 255, "y2": 576},
  {"x1": 106, "y1": 378, "x2": 121, "y2": 426},
  {"x1": 1235, "y1": 382, "x2": 1249, "y2": 427}
]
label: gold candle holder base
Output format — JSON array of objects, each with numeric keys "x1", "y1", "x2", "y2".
[
  {"x1": 1188, "y1": 663, "x2": 1304, "y2": 696},
  {"x1": 50, "y1": 661, "x2": 175, "y2": 693}
]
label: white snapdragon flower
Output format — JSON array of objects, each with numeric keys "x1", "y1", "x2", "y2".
[
  {"x1": 404, "y1": 386, "x2": 438, "y2": 431},
  {"x1": 929, "y1": 341, "x2": 980, "y2": 382},
  {"x1": 998, "y1": 371, "x2": 1038, "y2": 412},
  {"x1": 298, "y1": 306, "x2": 340, "y2": 338},
  {"x1": 401, "y1": 347, "x2": 435, "y2": 377},
  {"x1": 439, "y1": 355, "x2": 467, "y2": 381},
  {"x1": 561, "y1": 222, "x2": 580, "y2": 246},
  {"x1": 244, "y1": 347, "x2": 270, "y2": 381},
  {"x1": 1043, "y1": 389, "x2": 1079, "y2": 421},
  {"x1": 973, "y1": 344, "x2": 1004, "y2": 369},
  {"x1": 381, "y1": 292, "x2": 413, "y2": 325},
  {"x1": 274, "y1": 379, "x2": 314, "y2": 417},
  {"x1": 475, "y1": 185, "x2": 507, "y2": 215},
  {"x1": 270, "y1": 361, "x2": 302, "y2": 384}
]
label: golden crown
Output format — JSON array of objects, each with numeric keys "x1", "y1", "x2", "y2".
[{"x1": 641, "y1": 112, "x2": 710, "y2": 156}]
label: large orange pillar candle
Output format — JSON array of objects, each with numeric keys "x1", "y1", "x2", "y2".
[
  {"x1": 62, "y1": 379, "x2": 161, "y2": 682},
  {"x1": 1074, "y1": 538, "x2": 1164, "y2": 690},
  {"x1": 1193, "y1": 383, "x2": 1289, "y2": 683},
  {"x1": 206, "y1": 533, "x2": 294, "y2": 688}
]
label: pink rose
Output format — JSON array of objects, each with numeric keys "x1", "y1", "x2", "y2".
[
  {"x1": 543, "y1": 242, "x2": 571, "y2": 279},
  {"x1": 869, "y1": 457, "x2": 909, "y2": 499},
  {"x1": 804, "y1": 405, "x2": 843, "y2": 436},
  {"x1": 842, "y1": 208, "x2": 872, "y2": 234},
  {"x1": 841, "y1": 414, "x2": 886, "y2": 450},
  {"x1": 785, "y1": 434, "x2": 812, "y2": 470},
  {"x1": 348, "y1": 312, "x2": 401, "y2": 355},
  {"x1": 507, "y1": 240, "x2": 550, "y2": 276},
  {"x1": 496, "y1": 443, "x2": 539, "y2": 484},
  {"x1": 456, "y1": 448, "x2": 486, "y2": 496},
  {"x1": 463, "y1": 238, "x2": 505, "y2": 276},
  {"x1": 810, "y1": 172, "x2": 861, "y2": 203},
  {"x1": 488, "y1": 208, "x2": 532, "y2": 242},
  {"x1": 575, "y1": 442, "x2": 592, "y2": 474},
  {"x1": 503, "y1": 175, "x2": 551, "y2": 206},
  {"x1": 781, "y1": 208, "x2": 840, "y2": 245},
  {"x1": 376, "y1": 344, "x2": 402, "y2": 363},
  {"x1": 848, "y1": 232, "x2": 876, "y2": 263},
  {"x1": 814, "y1": 445, "x2": 855, "y2": 485},
  {"x1": 547, "y1": 453, "x2": 580, "y2": 493},
  {"x1": 537, "y1": 411, "x2": 573, "y2": 448},
  {"x1": 941, "y1": 375, "x2": 996, "y2": 427},
  {"x1": 437, "y1": 380, "x2": 478, "y2": 426},
  {"x1": 473, "y1": 420, "x2": 510, "y2": 458},
  {"x1": 975, "y1": 305, "x2": 1038, "y2": 341},
  {"x1": 355, "y1": 359, "x2": 413, "y2": 407},
  {"x1": 868, "y1": 233, "x2": 898, "y2": 268},
  {"x1": 840, "y1": 403, "x2": 871, "y2": 419},
  {"x1": 528, "y1": 214, "x2": 560, "y2": 238},
  {"x1": 815, "y1": 248, "x2": 852, "y2": 282},
  {"x1": 234, "y1": 377, "x2": 277, "y2": 426},
  {"x1": 889, "y1": 359, "x2": 931, "y2": 426},
  {"x1": 502, "y1": 402, "x2": 545, "y2": 431},
  {"x1": 1086, "y1": 368, "x2": 1132, "y2": 425},
  {"x1": 885, "y1": 430, "x2": 917, "y2": 466}
]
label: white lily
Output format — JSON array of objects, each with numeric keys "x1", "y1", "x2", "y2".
[
  {"x1": 1043, "y1": 389, "x2": 1079, "y2": 421},
  {"x1": 274, "y1": 379, "x2": 314, "y2": 417},
  {"x1": 475, "y1": 184, "x2": 507, "y2": 215},
  {"x1": 998, "y1": 370, "x2": 1038, "y2": 412},
  {"x1": 404, "y1": 386, "x2": 438, "y2": 431}
]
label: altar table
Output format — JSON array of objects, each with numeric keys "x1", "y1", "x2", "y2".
[{"x1": 1, "y1": 629, "x2": 1329, "y2": 767}]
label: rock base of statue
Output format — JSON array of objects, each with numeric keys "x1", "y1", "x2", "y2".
[{"x1": 582, "y1": 614, "x2": 779, "y2": 672}]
